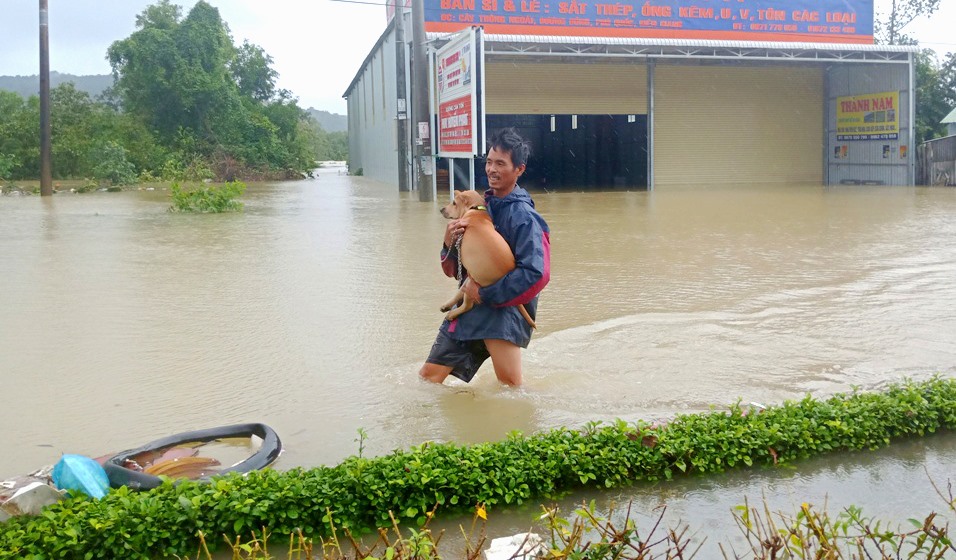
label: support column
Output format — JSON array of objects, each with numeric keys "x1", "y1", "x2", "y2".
[
  {"x1": 412, "y1": 0, "x2": 434, "y2": 201},
  {"x1": 394, "y1": 9, "x2": 410, "y2": 192},
  {"x1": 646, "y1": 60, "x2": 655, "y2": 191},
  {"x1": 39, "y1": 0, "x2": 52, "y2": 196}
]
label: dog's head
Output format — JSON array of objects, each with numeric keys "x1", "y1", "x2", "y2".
[{"x1": 440, "y1": 190, "x2": 485, "y2": 219}]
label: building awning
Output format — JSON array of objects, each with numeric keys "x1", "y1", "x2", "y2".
[{"x1": 428, "y1": 32, "x2": 918, "y2": 63}]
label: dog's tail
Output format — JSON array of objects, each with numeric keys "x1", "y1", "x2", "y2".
[{"x1": 518, "y1": 304, "x2": 537, "y2": 330}]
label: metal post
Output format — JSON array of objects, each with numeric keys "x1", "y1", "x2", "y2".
[
  {"x1": 449, "y1": 158, "x2": 455, "y2": 200},
  {"x1": 468, "y1": 157, "x2": 475, "y2": 190},
  {"x1": 412, "y1": 0, "x2": 434, "y2": 201},
  {"x1": 908, "y1": 52, "x2": 916, "y2": 186},
  {"x1": 823, "y1": 65, "x2": 830, "y2": 186},
  {"x1": 39, "y1": 0, "x2": 52, "y2": 196},
  {"x1": 394, "y1": 6, "x2": 410, "y2": 192},
  {"x1": 646, "y1": 60, "x2": 654, "y2": 191},
  {"x1": 427, "y1": 43, "x2": 437, "y2": 201}
]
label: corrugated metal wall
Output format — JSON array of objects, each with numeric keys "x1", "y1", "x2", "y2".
[
  {"x1": 485, "y1": 61, "x2": 648, "y2": 115},
  {"x1": 345, "y1": 25, "x2": 402, "y2": 185},
  {"x1": 653, "y1": 64, "x2": 824, "y2": 186},
  {"x1": 826, "y1": 63, "x2": 911, "y2": 186}
]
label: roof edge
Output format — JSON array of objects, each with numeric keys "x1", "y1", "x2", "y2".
[{"x1": 427, "y1": 32, "x2": 920, "y2": 53}]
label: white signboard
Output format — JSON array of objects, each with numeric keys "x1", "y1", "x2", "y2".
[{"x1": 435, "y1": 27, "x2": 484, "y2": 158}]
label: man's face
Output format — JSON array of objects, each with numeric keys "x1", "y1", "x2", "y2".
[{"x1": 485, "y1": 146, "x2": 525, "y2": 197}]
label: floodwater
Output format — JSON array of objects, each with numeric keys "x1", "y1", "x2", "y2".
[{"x1": 2, "y1": 166, "x2": 956, "y2": 551}]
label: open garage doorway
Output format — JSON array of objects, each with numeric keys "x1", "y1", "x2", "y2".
[{"x1": 483, "y1": 114, "x2": 648, "y2": 191}]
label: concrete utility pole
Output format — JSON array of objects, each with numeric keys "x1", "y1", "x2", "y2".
[
  {"x1": 411, "y1": 0, "x2": 434, "y2": 201},
  {"x1": 394, "y1": 6, "x2": 410, "y2": 192},
  {"x1": 39, "y1": 0, "x2": 53, "y2": 196}
]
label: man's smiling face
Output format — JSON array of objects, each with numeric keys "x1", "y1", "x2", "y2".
[{"x1": 485, "y1": 146, "x2": 525, "y2": 197}]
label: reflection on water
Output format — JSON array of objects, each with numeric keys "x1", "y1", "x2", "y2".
[{"x1": 2, "y1": 167, "x2": 956, "y2": 548}]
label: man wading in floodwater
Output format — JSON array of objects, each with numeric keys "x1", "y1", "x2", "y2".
[{"x1": 418, "y1": 128, "x2": 551, "y2": 387}]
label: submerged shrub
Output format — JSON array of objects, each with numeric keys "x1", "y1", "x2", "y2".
[{"x1": 169, "y1": 181, "x2": 246, "y2": 213}]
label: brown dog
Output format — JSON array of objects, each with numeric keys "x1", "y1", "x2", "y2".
[{"x1": 439, "y1": 190, "x2": 536, "y2": 329}]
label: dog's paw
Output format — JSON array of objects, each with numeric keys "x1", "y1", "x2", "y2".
[{"x1": 440, "y1": 305, "x2": 451, "y2": 312}]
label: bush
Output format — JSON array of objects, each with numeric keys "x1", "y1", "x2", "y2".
[
  {"x1": 2, "y1": 377, "x2": 955, "y2": 558},
  {"x1": 161, "y1": 154, "x2": 215, "y2": 183},
  {"x1": 91, "y1": 141, "x2": 138, "y2": 186},
  {"x1": 169, "y1": 181, "x2": 246, "y2": 213},
  {"x1": 75, "y1": 178, "x2": 99, "y2": 194},
  {"x1": 0, "y1": 153, "x2": 14, "y2": 182}
]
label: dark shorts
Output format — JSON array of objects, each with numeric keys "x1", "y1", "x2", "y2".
[{"x1": 425, "y1": 329, "x2": 490, "y2": 383}]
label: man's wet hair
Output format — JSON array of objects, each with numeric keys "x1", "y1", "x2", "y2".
[{"x1": 487, "y1": 128, "x2": 530, "y2": 168}]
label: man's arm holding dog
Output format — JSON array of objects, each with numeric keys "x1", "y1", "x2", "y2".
[{"x1": 439, "y1": 218, "x2": 469, "y2": 278}]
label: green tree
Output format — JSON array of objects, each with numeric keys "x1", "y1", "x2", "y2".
[
  {"x1": 108, "y1": 0, "x2": 316, "y2": 178},
  {"x1": 92, "y1": 141, "x2": 138, "y2": 185},
  {"x1": 108, "y1": 1, "x2": 188, "y2": 142},
  {"x1": 874, "y1": 0, "x2": 942, "y2": 45},
  {"x1": 309, "y1": 120, "x2": 348, "y2": 162},
  {"x1": 913, "y1": 51, "x2": 952, "y2": 143},
  {"x1": 941, "y1": 52, "x2": 956, "y2": 109},
  {"x1": 232, "y1": 41, "x2": 278, "y2": 103},
  {"x1": 874, "y1": 0, "x2": 953, "y2": 145},
  {"x1": 50, "y1": 83, "x2": 115, "y2": 179},
  {"x1": 0, "y1": 91, "x2": 39, "y2": 180},
  {"x1": 0, "y1": 92, "x2": 26, "y2": 179}
]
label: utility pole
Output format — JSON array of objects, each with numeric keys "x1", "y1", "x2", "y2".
[
  {"x1": 39, "y1": 0, "x2": 53, "y2": 196},
  {"x1": 411, "y1": 0, "x2": 434, "y2": 201},
  {"x1": 394, "y1": 4, "x2": 410, "y2": 192}
]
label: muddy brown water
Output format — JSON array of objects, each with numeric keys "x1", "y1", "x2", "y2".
[{"x1": 2, "y1": 166, "x2": 956, "y2": 551}]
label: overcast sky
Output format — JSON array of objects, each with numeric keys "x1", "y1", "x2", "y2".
[{"x1": 1, "y1": 0, "x2": 954, "y2": 115}]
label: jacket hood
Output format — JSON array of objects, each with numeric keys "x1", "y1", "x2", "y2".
[{"x1": 484, "y1": 185, "x2": 535, "y2": 208}]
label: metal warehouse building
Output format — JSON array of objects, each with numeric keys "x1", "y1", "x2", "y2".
[{"x1": 344, "y1": 2, "x2": 917, "y2": 191}]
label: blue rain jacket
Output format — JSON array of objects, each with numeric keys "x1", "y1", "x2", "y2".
[{"x1": 438, "y1": 186, "x2": 551, "y2": 347}]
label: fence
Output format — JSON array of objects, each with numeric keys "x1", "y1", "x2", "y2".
[{"x1": 917, "y1": 135, "x2": 956, "y2": 186}]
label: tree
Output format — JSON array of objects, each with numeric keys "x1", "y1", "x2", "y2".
[
  {"x1": 874, "y1": 0, "x2": 941, "y2": 45},
  {"x1": 108, "y1": 1, "x2": 237, "y2": 145},
  {"x1": 107, "y1": 12, "x2": 187, "y2": 140},
  {"x1": 941, "y1": 52, "x2": 956, "y2": 109},
  {"x1": 50, "y1": 83, "x2": 111, "y2": 178},
  {"x1": 308, "y1": 118, "x2": 349, "y2": 162},
  {"x1": 0, "y1": 91, "x2": 39, "y2": 180},
  {"x1": 135, "y1": 0, "x2": 182, "y2": 30},
  {"x1": 913, "y1": 51, "x2": 951, "y2": 143},
  {"x1": 106, "y1": 1, "x2": 317, "y2": 178},
  {"x1": 874, "y1": 0, "x2": 954, "y2": 144},
  {"x1": 232, "y1": 41, "x2": 278, "y2": 103}
]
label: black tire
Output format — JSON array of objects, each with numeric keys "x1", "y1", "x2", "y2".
[{"x1": 102, "y1": 423, "x2": 282, "y2": 490}]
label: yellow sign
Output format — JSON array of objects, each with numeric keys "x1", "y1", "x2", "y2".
[{"x1": 836, "y1": 91, "x2": 899, "y2": 140}]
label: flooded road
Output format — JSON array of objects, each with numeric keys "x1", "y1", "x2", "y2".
[{"x1": 2, "y1": 166, "x2": 956, "y2": 547}]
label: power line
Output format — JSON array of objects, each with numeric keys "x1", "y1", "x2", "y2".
[
  {"x1": 328, "y1": 0, "x2": 441, "y2": 12},
  {"x1": 327, "y1": 0, "x2": 399, "y2": 7}
]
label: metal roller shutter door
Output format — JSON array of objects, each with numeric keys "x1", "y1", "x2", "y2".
[
  {"x1": 654, "y1": 65, "x2": 823, "y2": 186},
  {"x1": 485, "y1": 61, "x2": 648, "y2": 115}
]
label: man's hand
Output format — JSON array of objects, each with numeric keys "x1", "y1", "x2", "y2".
[
  {"x1": 462, "y1": 277, "x2": 482, "y2": 304},
  {"x1": 443, "y1": 218, "x2": 471, "y2": 248}
]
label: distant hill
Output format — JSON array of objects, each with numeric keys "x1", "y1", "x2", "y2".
[
  {"x1": 0, "y1": 72, "x2": 113, "y2": 99},
  {"x1": 307, "y1": 108, "x2": 347, "y2": 133}
]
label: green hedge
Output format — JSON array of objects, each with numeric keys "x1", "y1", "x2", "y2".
[{"x1": 3, "y1": 377, "x2": 955, "y2": 559}]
